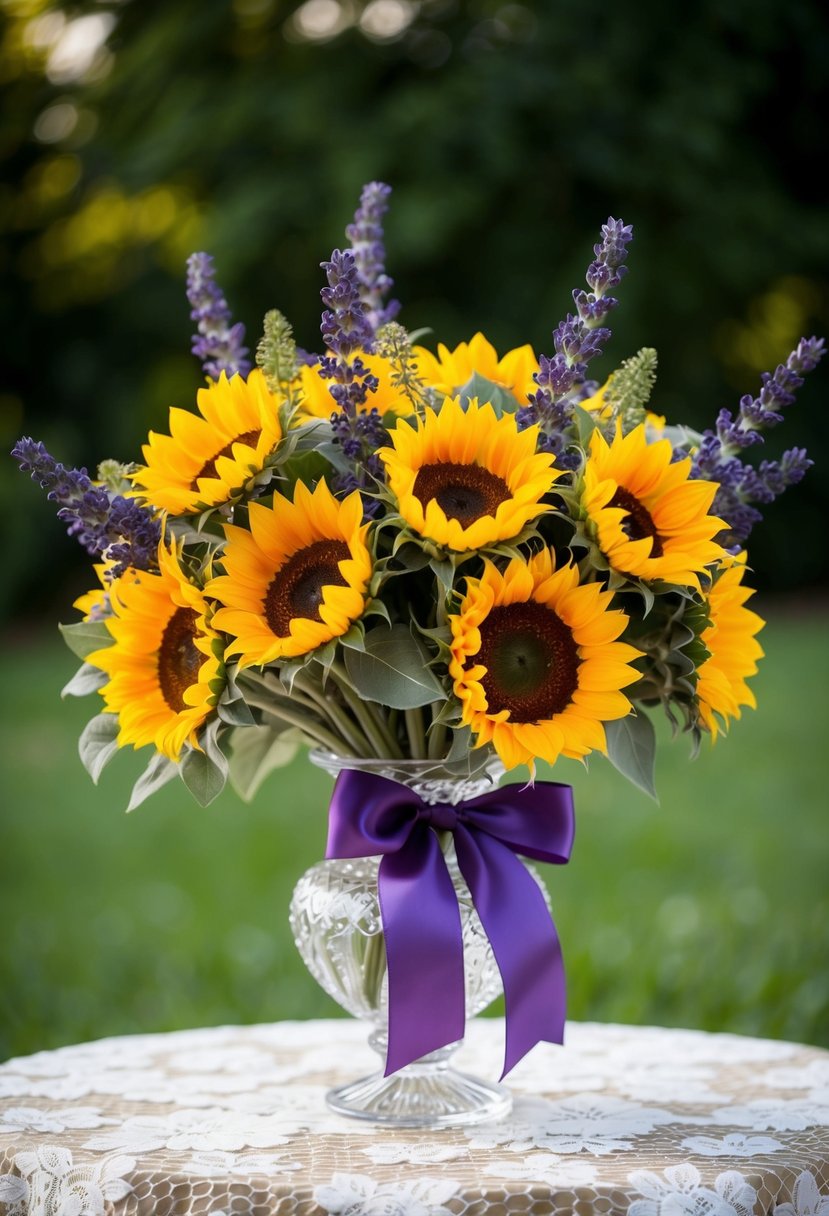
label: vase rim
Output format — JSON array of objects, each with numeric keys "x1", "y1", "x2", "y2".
[{"x1": 308, "y1": 749, "x2": 505, "y2": 791}]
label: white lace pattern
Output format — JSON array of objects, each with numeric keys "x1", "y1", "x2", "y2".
[{"x1": 1, "y1": 1019, "x2": 827, "y2": 1215}]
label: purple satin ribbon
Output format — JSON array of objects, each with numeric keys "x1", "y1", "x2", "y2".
[{"x1": 325, "y1": 769, "x2": 575, "y2": 1078}]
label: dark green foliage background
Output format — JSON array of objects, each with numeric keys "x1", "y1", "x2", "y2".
[{"x1": 2, "y1": 0, "x2": 829, "y2": 622}]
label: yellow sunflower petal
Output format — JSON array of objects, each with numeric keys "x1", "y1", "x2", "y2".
[
  {"x1": 696, "y1": 553, "x2": 765, "y2": 740},
  {"x1": 449, "y1": 550, "x2": 637, "y2": 772},
  {"x1": 380, "y1": 396, "x2": 560, "y2": 552},
  {"x1": 132, "y1": 369, "x2": 282, "y2": 515},
  {"x1": 582, "y1": 422, "x2": 725, "y2": 587},
  {"x1": 207, "y1": 481, "x2": 372, "y2": 666},
  {"x1": 86, "y1": 542, "x2": 223, "y2": 760}
]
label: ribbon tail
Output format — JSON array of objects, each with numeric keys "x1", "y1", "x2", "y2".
[
  {"x1": 455, "y1": 827, "x2": 566, "y2": 1079},
  {"x1": 378, "y1": 828, "x2": 466, "y2": 1075}
]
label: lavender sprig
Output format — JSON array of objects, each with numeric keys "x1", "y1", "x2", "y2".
[
  {"x1": 690, "y1": 338, "x2": 823, "y2": 546},
  {"x1": 186, "y1": 252, "x2": 251, "y2": 381},
  {"x1": 317, "y1": 248, "x2": 386, "y2": 509},
  {"x1": 12, "y1": 438, "x2": 160, "y2": 578},
  {"x1": 517, "y1": 217, "x2": 634, "y2": 466},
  {"x1": 345, "y1": 181, "x2": 400, "y2": 334}
]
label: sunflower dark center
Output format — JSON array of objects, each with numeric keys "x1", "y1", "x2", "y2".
[
  {"x1": 191, "y1": 429, "x2": 261, "y2": 489},
  {"x1": 476, "y1": 601, "x2": 579, "y2": 723},
  {"x1": 264, "y1": 540, "x2": 350, "y2": 637},
  {"x1": 158, "y1": 607, "x2": 202, "y2": 713},
  {"x1": 412, "y1": 462, "x2": 511, "y2": 528},
  {"x1": 609, "y1": 486, "x2": 664, "y2": 557}
]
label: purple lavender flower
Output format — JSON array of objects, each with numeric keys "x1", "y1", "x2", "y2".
[
  {"x1": 186, "y1": 252, "x2": 251, "y2": 381},
  {"x1": 690, "y1": 338, "x2": 824, "y2": 546},
  {"x1": 517, "y1": 217, "x2": 633, "y2": 462},
  {"x1": 345, "y1": 181, "x2": 400, "y2": 333},
  {"x1": 12, "y1": 438, "x2": 160, "y2": 578},
  {"x1": 316, "y1": 248, "x2": 387, "y2": 511}
]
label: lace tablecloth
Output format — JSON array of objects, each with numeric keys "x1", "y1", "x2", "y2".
[{"x1": 1, "y1": 1019, "x2": 828, "y2": 1215}]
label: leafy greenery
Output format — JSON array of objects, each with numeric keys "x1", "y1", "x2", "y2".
[{"x1": 2, "y1": 606, "x2": 827, "y2": 1061}]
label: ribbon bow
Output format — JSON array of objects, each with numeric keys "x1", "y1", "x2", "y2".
[{"x1": 326, "y1": 769, "x2": 575, "y2": 1078}]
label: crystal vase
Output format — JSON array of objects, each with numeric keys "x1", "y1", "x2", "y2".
[{"x1": 289, "y1": 751, "x2": 550, "y2": 1127}]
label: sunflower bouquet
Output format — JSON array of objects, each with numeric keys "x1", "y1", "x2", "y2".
[{"x1": 13, "y1": 182, "x2": 823, "y2": 813}]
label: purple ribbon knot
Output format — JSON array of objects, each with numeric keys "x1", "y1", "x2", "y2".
[
  {"x1": 420, "y1": 801, "x2": 462, "y2": 831},
  {"x1": 326, "y1": 768, "x2": 575, "y2": 1079}
]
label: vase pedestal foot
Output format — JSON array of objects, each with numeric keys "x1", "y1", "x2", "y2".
[{"x1": 325, "y1": 1034, "x2": 512, "y2": 1127}]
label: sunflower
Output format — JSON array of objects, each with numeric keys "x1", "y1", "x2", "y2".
[
  {"x1": 86, "y1": 544, "x2": 223, "y2": 760},
  {"x1": 449, "y1": 549, "x2": 640, "y2": 770},
  {"x1": 296, "y1": 354, "x2": 410, "y2": 419},
  {"x1": 207, "y1": 480, "x2": 372, "y2": 666},
  {"x1": 413, "y1": 332, "x2": 539, "y2": 405},
  {"x1": 696, "y1": 554, "x2": 765, "y2": 739},
  {"x1": 379, "y1": 396, "x2": 559, "y2": 552},
  {"x1": 582, "y1": 423, "x2": 725, "y2": 589},
  {"x1": 133, "y1": 369, "x2": 282, "y2": 515}
]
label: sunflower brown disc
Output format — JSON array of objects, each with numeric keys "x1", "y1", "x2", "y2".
[
  {"x1": 158, "y1": 607, "x2": 203, "y2": 713},
  {"x1": 477, "y1": 601, "x2": 579, "y2": 723},
  {"x1": 609, "y1": 487, "x2": 664, "y2": 557},
  {"x1": 264, "y1": 540, "x2": 351, "y2": 637},
  {"x1": 413, "y1": 461, "x2": 511, "y2": 528},
  {"x1": 191, "y1": 428, "x2": 262, "y2": 488}
]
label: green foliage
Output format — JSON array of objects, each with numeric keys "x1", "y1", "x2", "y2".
[
  {"x1": 374, "y1": 321, "x2": 431, "y2": 412},
  {"x1": 344, "y1": 623, "x2": 445, "y2": 709},
  {"x1": 256, "y1": 309, "x2": 298, "y2": 394},
  {"x1": 58, "y1": 621, "x2": 112, "y2": 661},
  {"x1": 127, "y1": 751, "x2": 179, "y2": 812},
  {"x1": 457, "y1": 373, "x2": 518, "y2": 415},
  {"x1": 227, "y1": 723, "x2": 301, "y2": 801},
  {"x1": 605, "y1": 712, "x2": 658, "y2": 801},
  {"x1": 604, "y1": 348, "x2": 659, "y2": 430},
  {"x1": 78, "y1": 712, "x2": 119, "y2": 783}
]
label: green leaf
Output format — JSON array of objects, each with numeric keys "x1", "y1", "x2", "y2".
[
  {"x1": 59, "y1": 620, "x2": 112, "y2": 661},
  {"x1": 604, "y1": 712, "x2": 658, "y2": 801},
  {"x1": 61, "y1": 662, "x2": 107, "y2": 698},
  {"x1": 445, "y1": 724, "x2": 475, "y2": 763},
  {"x1": 572, "y1": 402, "x2": 600, "y2": 445},
  {"x1": 126, "y1": 751, "x2": 179, "y2": 812},
  {"x1": 429, "y1": 558, "x2": 456, "y2": 593},
  {"x1": 280, "y1": 448, "x2": 332, "y2": 493},
  {"x1": 344, "y1": 624, "x2": 445, "y2": 709},
  {"x1": 217, "y1": 696, "x2": 257, "y2": 726},
  {"x1": 180, "y1": 725, "x2": 228, "y2": 807},
  {"x1": 228, "y1": 724, "x2": 301, "y2": 801},
  {"x1": 339, "y1": 623, "x2": 366, "y2": 651},
  {"x1": 78, "y1": 713, "x2": 120, "y2": 784},
  {"x1": 385, "y1": 543, "x2": 431, "y2": 573},
  {"x1": 364, "y1": 597, "x2": 392, "y2": 625},
  {"x1": 458, "y1": 372, "x2": 518, "y2": 415}
]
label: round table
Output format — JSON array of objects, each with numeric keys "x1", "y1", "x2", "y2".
[{"x1": 1, "y1": 1019, "x2": 828, "y2": 1215}]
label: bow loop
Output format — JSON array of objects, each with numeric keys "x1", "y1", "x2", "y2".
[{"x1": 326, "y1": 767, "x2": 575, "y2": 1078}]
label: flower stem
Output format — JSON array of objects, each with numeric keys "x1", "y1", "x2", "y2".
[
  {"x1": 404, "y1": 706, "x2": 426, "y2": 759},
  {"x1": 362, "y1": 927, "x2": 388, "y2": 1009},
  {"x1": 293, "y1": 670, "x2": 372, "y2": 757},
  {"x1": 328, "y1": 663, "x2": 404, "y2": 758},
  {"x1": 243, "y1": 695, "x2": 350, "y2": 756},
  {"x1": 427, "y1": 706, "x2": 448, "y2": 761}
]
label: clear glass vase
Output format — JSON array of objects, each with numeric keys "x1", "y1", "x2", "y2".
[{"x1": 289, "y1": 750, "x2": 549, "y2": 1127}]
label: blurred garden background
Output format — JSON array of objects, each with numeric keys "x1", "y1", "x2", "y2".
[{"x1": 1, "y1": 0, "x2": 828, "y2": 1063}]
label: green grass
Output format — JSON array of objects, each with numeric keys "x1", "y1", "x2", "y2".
[{"x1": 2, "y1": 604, "x2": 828, "y2": 1062}]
